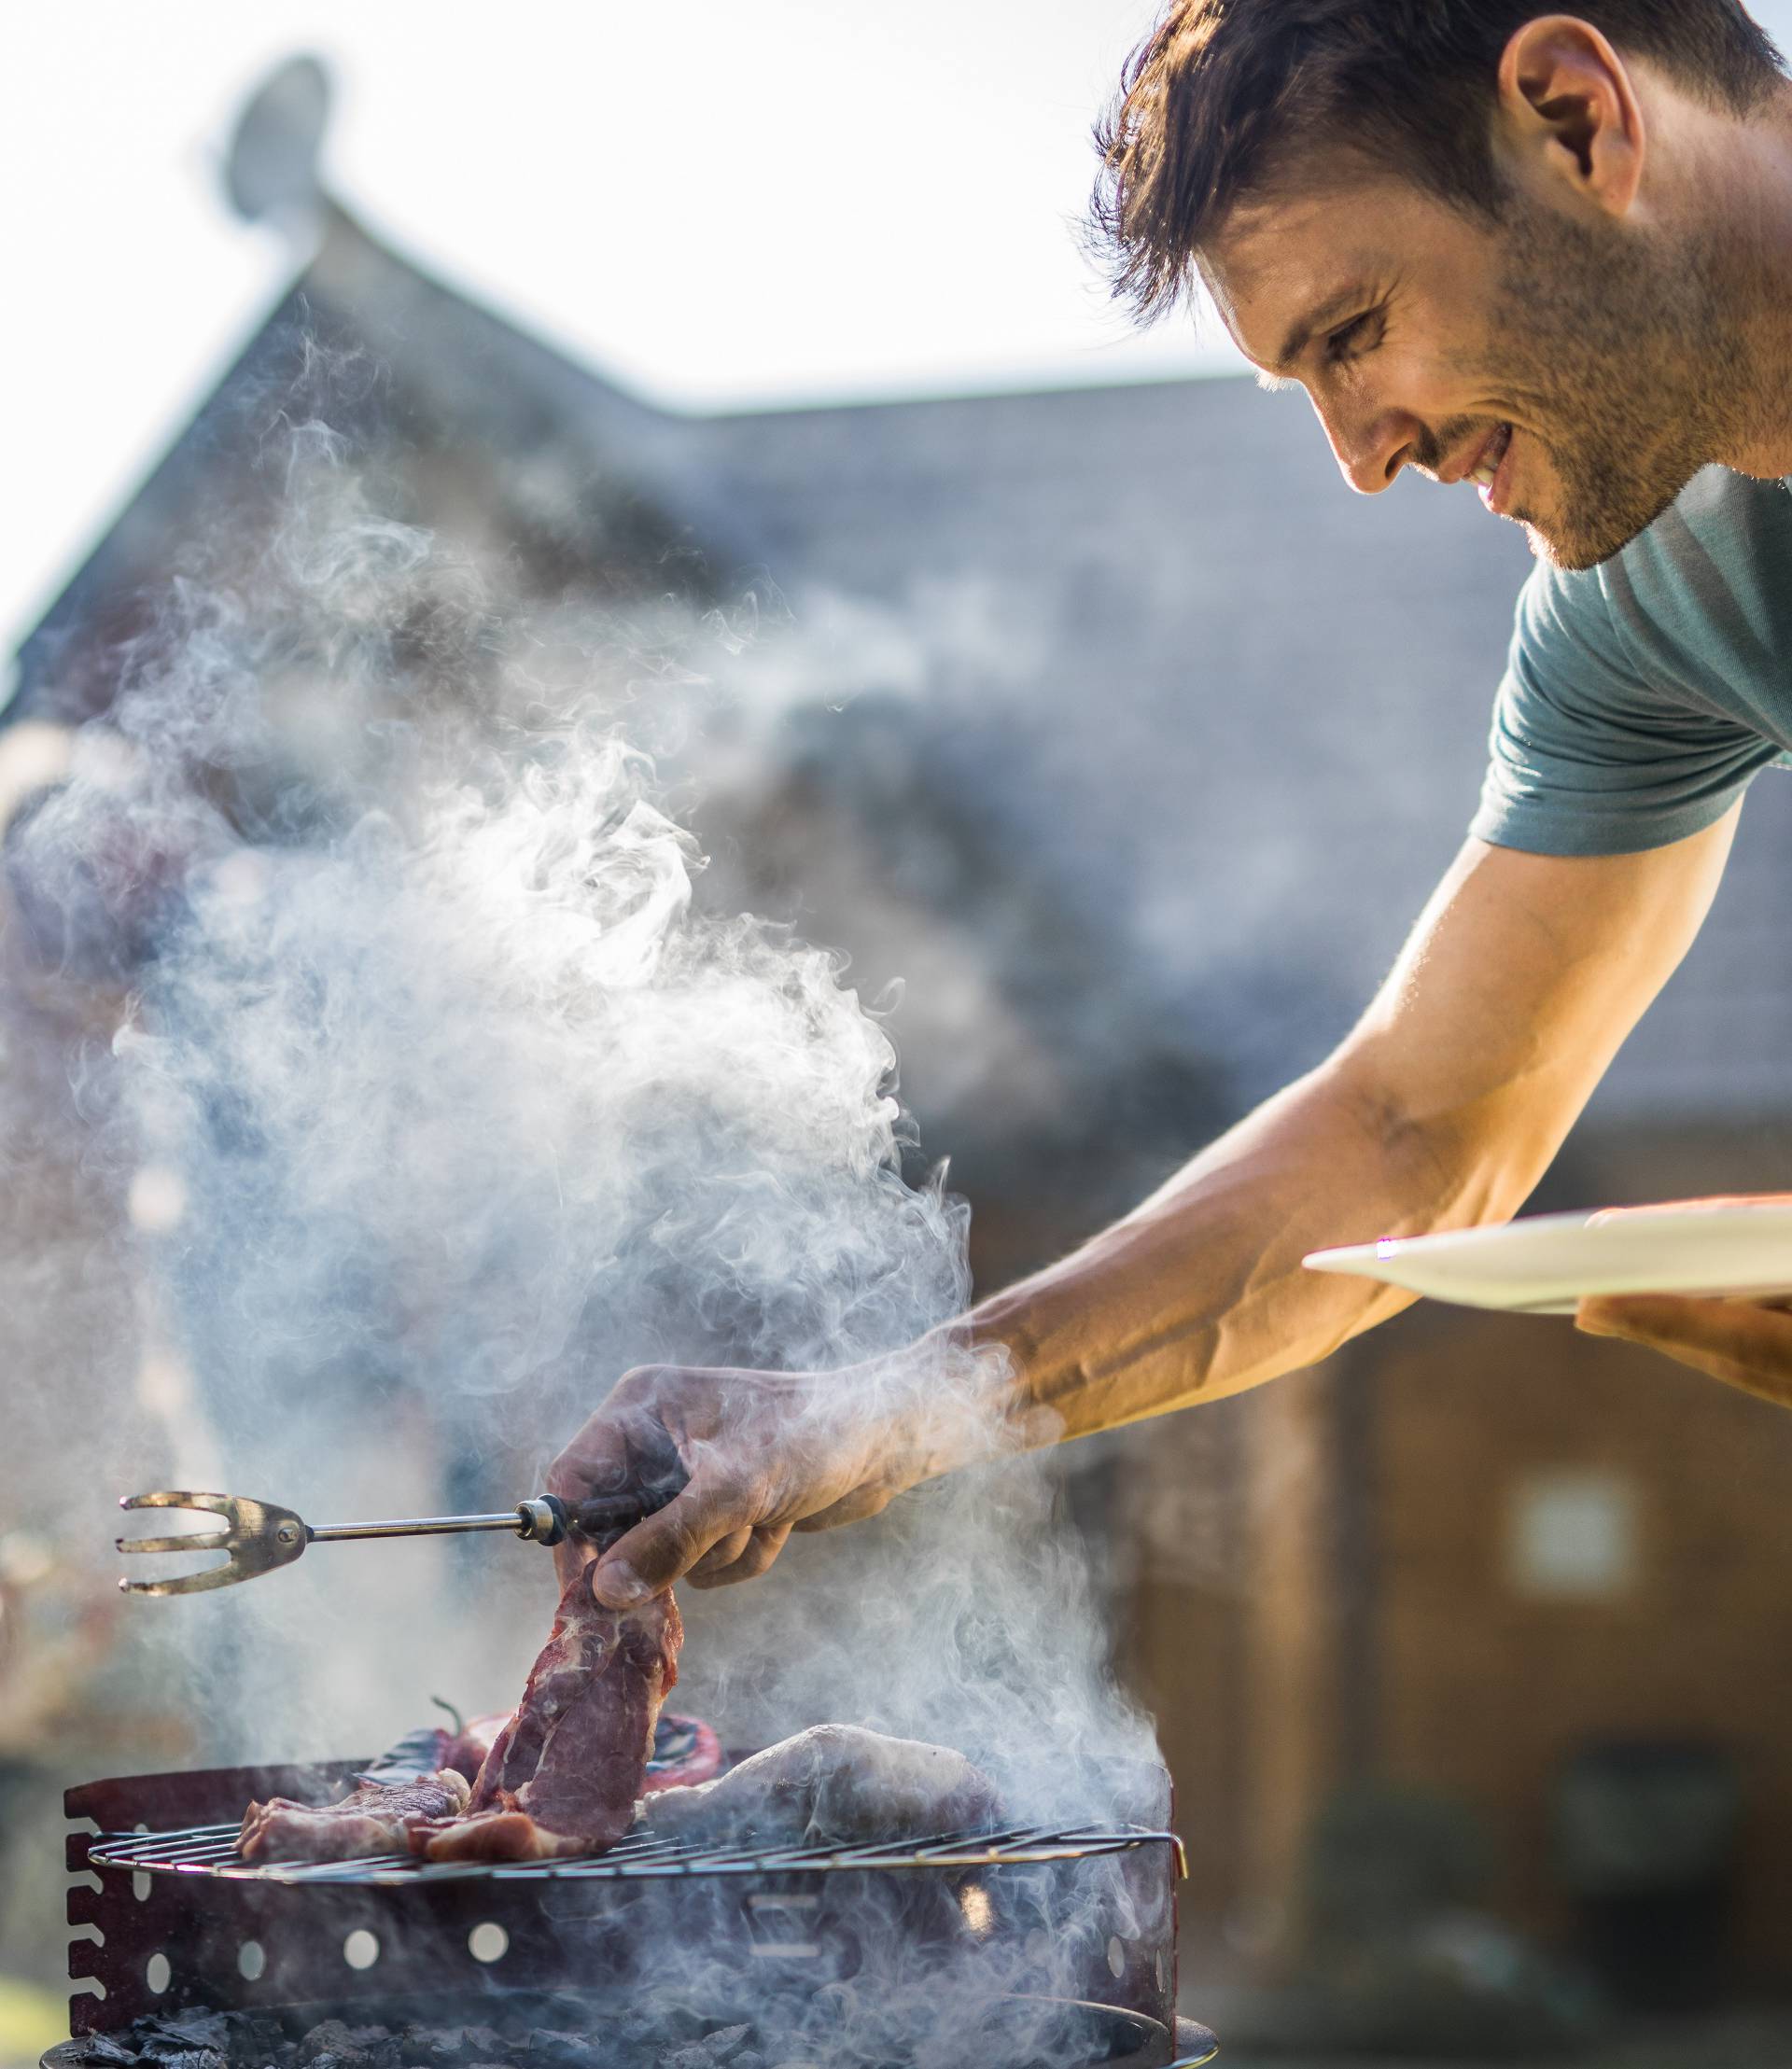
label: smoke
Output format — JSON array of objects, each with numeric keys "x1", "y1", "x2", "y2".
[{"x1": 7, "y1": 378, "x2": 1157, "y2": 1868}]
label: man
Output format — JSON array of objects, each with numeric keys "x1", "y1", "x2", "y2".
[{"x1": 552, "y1": 0, "x2": 1792, "y2": 1609}]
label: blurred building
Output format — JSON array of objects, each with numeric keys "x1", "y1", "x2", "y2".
[{"x1": 9, "y1": 53, "x2": 1792, "y2": 2027}]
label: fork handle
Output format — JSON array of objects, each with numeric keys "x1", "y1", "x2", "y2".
[{"x1": 525, "y1": 1482, "x2": 687, "y2": 1548}]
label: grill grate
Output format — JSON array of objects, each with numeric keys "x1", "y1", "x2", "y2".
[
  {"x1": 65, "y1": 1760, "x2": 1184, "y2": 2047},
  {"x1": 88, "y1": 1819, "x2": 1186, "y2": 1886}
]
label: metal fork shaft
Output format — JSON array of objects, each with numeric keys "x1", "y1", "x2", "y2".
[{"x1": 307, "y1": 1512, "x2": 532, "y2": 1543}]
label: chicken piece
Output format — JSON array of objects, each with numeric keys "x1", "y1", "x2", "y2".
[
  {"x1": 642, "y1": 1725, "x2": 1001, "y2": 1846},
  {"x1": 423, "y1": 1562, "x2": 680, "y2": 1862},
  {"x1": 239, "y1": 1769, "x2": 469, "y2": 1862}
]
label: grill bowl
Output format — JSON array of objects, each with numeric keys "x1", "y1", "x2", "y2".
[{"x1": 63, "y1": 1756, "x2": 1193, "y2": 2065}]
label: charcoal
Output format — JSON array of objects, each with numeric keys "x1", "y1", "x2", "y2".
[
  {"x1": 304, "y1": 2042, "x2": 399, "y2": 2069},
  {"x1": 133, "y1": 2012, "x2": 231, "y2": 2069},
  {"x1": 522, "y1": 2029, "x2": 592, "y2": 2069},
  {"x1": 300, "y1": 2022, "x2": 394, "y2": 2066},
  {"x1": 132, "y1": 2029, "x2": 230, "y2": 2069},
  {"x1": 144, "y1": 2012, "x2": 236, "y2": 2049},
  {"x1": 232, "y1": 2018, "x2": 293, "y2": 2060},
  {"x1": 635, "y1": 2006, "x2": 704, "y2": 2046},
  {"x1": 657, "y1": 2028, "x2": 761, "y2": 2069},
  {"x1": 68, "y1": 2038, "x2": 137, "y2": 2066},
  {"x1": 397, "y1": 2026, "x2": 511, "y2": 2068}
]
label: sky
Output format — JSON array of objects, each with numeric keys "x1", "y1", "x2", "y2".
[
  {"x1": 0, "y1": 0, "x2": 1230, "y2": 659},
  {"x1": 8, "y1": 2, "x2": 1792, "y2": 663}
]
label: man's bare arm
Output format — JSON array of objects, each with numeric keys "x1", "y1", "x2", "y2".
[
  {"x1": 555, "y1": 813, "x2": 1739, "y2": 1603},
  {"x1": 969, "y1": 816, "x2": 1740, "y2": 1441}
]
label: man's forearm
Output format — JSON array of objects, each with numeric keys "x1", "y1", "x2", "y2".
[
  {"x1": 922, "y1": 815, "x2": 1749, "y2": 1459},
  {"x1": 947, "y1": 1051, "x2": 1539, "y2": 1449}
]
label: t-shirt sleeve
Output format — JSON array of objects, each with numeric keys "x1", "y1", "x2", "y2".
[{"x1": 1470, "y1": 560, "x2": 1771, "y2": 857}]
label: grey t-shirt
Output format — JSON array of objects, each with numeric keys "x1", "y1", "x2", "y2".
[{"x1": 1471, "y1": 465, "x2": 1792, "y2": 857}]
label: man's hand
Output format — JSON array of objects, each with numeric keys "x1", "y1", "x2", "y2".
[
  {"x1": 545, "y1": 1359, "x2": 958, "y2": 1608},
  {"x1": 1576, "y1": 1293, "x2": 1792, "y2": 1405},
  {"x1": 1576, "y1": 1195, "x2": 1792, "y2": 1407}
]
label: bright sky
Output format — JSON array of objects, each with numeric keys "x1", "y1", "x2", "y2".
[
  {"x1": 8, "y1": 2, "x2": 1792, "y2": 662},
  {"x1": 0, "y1": 0, "x2": 1230, "y2": 659}
]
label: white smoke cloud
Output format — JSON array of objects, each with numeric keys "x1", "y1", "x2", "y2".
[{"x1": 8, "y1": 387, "x2": 1157, "y2": 1857}]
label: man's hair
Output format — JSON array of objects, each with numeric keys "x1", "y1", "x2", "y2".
[{"x1": 1092, "y1": 0, "x2": 1786, "y2": 320}]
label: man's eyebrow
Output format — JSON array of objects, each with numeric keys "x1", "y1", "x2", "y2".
[{"x1": 1275, "y1": 284, "x2": 1371, "y2": 372}]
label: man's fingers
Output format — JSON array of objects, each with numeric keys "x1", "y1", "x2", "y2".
[
  {"x1": 793, "y1": 1485, "x2": 895, "y2": 1533},
  {"x1": 590, "y1": 1476, "x2": 756, "y2": 1605},
  {"x1": 687, "y1": 1523, "x2": 792, "y2": 1590},
  {"x1": 547, "y1": 1387, "x2": 693, "y2": 1593},
  {"x1": 1578, "y1": 1294, "x2": 1792, "y2": 1406},
  {"x1": 547, "y1": 1409, "x2": 657, "y2": 1591},
  {"x1": 688, "y1": 1527, "x2": 754, "y2": 1581},
  {"x1": 545, "y1": 1397, "x2": 663, "y2": 1503}
]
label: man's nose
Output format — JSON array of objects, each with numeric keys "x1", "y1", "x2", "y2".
[{"x1": 1310, "y1": 394, "x2": 1416, "y2": 496}]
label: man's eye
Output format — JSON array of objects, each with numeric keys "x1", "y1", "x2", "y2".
[{"x1": 1325, "y1": 311, "x2": 1381, "y2": 362}]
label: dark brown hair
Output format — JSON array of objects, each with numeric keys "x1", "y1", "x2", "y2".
[{"x1": 1092, "y1": 0, "x2": 1785, "y2": 319}]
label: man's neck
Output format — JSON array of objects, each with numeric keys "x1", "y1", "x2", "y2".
[{"x1": 1702, "y1": 87, "x2": 1792, "y2": 479}]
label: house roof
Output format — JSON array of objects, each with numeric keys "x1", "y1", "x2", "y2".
[{"x1": 11, "y1": 63, "x2": 1789, "y2": 1151}]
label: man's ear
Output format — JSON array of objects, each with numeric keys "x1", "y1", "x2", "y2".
[{"x1": 1494, "y1": 14, "x2": 1645, "y2": 218}]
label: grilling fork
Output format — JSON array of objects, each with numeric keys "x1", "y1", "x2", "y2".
[{"x1": 116, "y1": 1484, "x2": 683, "y2": 1596}]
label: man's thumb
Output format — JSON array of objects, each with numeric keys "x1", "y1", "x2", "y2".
[{"x1": 590, "y1": 1483, "x2": 731, "y2": 1606}]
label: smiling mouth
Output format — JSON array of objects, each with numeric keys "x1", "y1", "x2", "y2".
[{"x1": 1469, "y1": 423, "x2": 1514, "y2": 506}]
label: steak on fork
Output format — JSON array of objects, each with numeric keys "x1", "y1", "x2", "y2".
[{"x1": 421, "y1": 1559, "x2": 682, "y2": 1860}]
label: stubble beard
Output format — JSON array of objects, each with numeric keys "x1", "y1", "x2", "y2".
[{"x1": 1470, "y1": 199, "x2": 1738, "y2": 571}]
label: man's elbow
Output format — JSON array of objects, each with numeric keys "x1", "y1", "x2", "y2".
[{"x1": 1322, "y1": 1048, "x2": 1556, "y2": 1234}]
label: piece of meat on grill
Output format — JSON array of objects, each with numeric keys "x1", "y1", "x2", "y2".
[
  {"x1": 421, "y1": 1560, "x2": 681, "y2": 1862},
  {"x1": 642, "y1": 1711, "x2": 723, "y2": 1794},
  {"x1": 642, "y1": 1724, "x2": 1002, "y2": 1846},
  {"x1": 239, "y1": 1768, "x2": 469, "y2": 1863},
  {"x1": 441, "y1": 1712, "x2": 511, "y2": 1782},
  {"x1": 434, "y1": 1708, "x2": 720, "y2": 1792}
]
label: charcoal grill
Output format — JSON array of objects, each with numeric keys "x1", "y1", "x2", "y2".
[{"x1": 63, "y1": 1758, "x2": 1215, "y2": 2067}]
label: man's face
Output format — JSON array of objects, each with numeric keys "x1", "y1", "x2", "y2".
[{"x1": 1201, "y1": 167, "x2": 1727, "y2": 570}]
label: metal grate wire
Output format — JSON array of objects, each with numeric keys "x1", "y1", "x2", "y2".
[{"x1": 86, "y1": 1820, "x2": 1186, "y2": 1888}]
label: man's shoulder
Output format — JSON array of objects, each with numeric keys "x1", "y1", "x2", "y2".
[
  {"x1": 1524, "y1": 467, "x2": 1792, "y2": 686},
  {"x1": 1477, "y1": 469, "x2": 1790, "y2": 860},
  {"x1": 1595, "y1": 466, "x2": 1787, "y2": 611}
]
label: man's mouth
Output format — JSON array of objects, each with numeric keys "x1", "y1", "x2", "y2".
[{"x1": 1470, "y1": 424, "x2": 1515, "y2": 513}]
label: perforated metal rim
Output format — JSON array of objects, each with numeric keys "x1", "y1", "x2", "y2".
[{"x1": 86, "y1": 1819, "x2": 1187, "y2": 1886}]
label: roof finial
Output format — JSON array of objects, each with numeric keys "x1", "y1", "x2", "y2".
[{"x1": 224, "y1": 54, "x2": 333, "y2": 226}]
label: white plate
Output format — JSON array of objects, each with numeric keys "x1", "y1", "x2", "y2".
[{"x1": 1303, "y1": 1203, "x2": 1792, "y2": 1315}]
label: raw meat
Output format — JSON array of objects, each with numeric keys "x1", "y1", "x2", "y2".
[
  {"x1": 430, "y1": 1708, "x2": 719, "y2": 1792},
  {"x1": 238, "y1": 1768, "x2": 469, "y2": 1862},
  {"x1": 422, "y1": 1561, "x2": 681, "y2": 1861},
  {"x1": 642, "y1": 1725, "x2": 1001, "y2": 1846}
]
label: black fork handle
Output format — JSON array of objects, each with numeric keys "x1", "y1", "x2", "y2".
[{"x1": 526, "y1": 1479, "x2": 687, "y2": 1549}]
